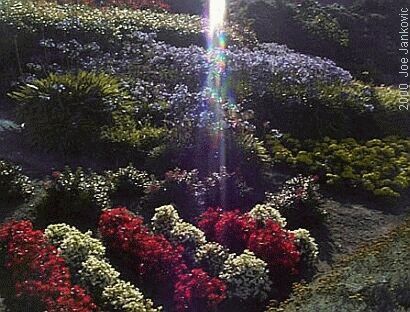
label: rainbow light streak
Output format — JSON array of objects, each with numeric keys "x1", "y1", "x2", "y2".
[{"x1": 206, "y1": 0, "x2": 230, "y2": 207}]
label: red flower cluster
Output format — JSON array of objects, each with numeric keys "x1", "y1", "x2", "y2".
[
  {"x1": 214, "y1": 210, "x2": 256, "y2": 253},
  {"x1": 174, "y1": 268, "x2": 227, "y2": 312},
  {"x1": 99, "y1": 208, "x2": 227, "y2": 311},
  {"x1": 99, "y1": 208, "x2": 186, "y2": 282},
  {"x1": 0, "y1": 221, "x2": 97, "y2": 312},
  {"x1": 198, "y1": 208, "x2": 301, "y2": 278},
  {"x1": 247, "y1": 220, "x2": 300, "y2": 277},
  {"x1": 198, "y1": 208, "x2": 256, "y2": 253}
]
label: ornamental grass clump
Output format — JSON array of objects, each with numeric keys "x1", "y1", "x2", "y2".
[{"x1": 10, "y1": 71, "x2": 131, "y2": 153}]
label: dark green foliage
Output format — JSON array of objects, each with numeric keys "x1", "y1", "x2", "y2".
[
  {"x1": 10, "y1": 71, "x2": 131, "y2": 153},
  {"x1": 36, "y1": 167, "x2": 111, "y2": 229},
  {"x1": 250, "y1": 81, "x2": 409, "y2": 140},
  {"x1": 165, "y1": 0, "x2": 205, "y2": 14}
]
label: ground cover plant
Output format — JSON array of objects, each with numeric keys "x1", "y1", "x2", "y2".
[{"x1": 0, "y1": 0, "x2": 408, "y2": 311}]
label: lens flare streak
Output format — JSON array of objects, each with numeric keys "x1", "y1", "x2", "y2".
[{"x1": 205, "y1": 0, "x2": 229, "y2": 207}]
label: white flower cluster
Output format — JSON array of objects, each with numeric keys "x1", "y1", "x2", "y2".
[
  {"x1": 151, "y1": 205, "x2": 206, "y2": 249},
  {"x1": 220, "y1": 250, "x2": 272, "y2": 301},
  {"x1": 80, "y1": 256, "x2": 120, "y2": 293},
  {"x1": 194, "y1": 242, "x2": 230, "y2": 276},
  {"x1": 291, "y1": 228, "x2": 319, "y2": 266},
  {"x1": 248, "y1": 203, "x2": 287, "y2": 228},
  {"x1": 45, "y1": 223, "x2": 160, "y2": 312},
  {"x1": 45, "y1": 224, "x2": 106, "y2": 270},
  {"x1": 102, "y1": 280, "x2": 160, "y2": 312}
]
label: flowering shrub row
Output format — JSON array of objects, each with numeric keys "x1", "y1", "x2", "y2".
[
  {"x1": 0, "y1": 0, "x2": 250, "y2": 46},
  {"x1": 198, "y1": 207, "x2": 301, "y2": 279},
  {"x1": 151, "y1": 205, "x2": 275, "y2": 302},
  {"x1": 0, "y1": 221, "x2": 98, "y2": 311},
  {"x1": 99, "y1": 208, "x2": 227, "y2": 311},
  {"x1": 52, "y1": 0, "x2": 170, "y2": 11},
  {"x1": 44, "y1": 223, "x2": 160, "y2": 312},
  {"x1": 268, "y1": 135, "x2": 410, "y2": 198}
]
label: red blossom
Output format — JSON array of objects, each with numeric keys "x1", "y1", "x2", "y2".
[
  {"x1": 197, "y1": 207, "x2": 224, "y2": 242},
  {"x1": 0, "y1": 221, "x2": 98, "y2": 312},
  {"x1": 247, "y1": 220, "x2": 300, "y2": 278},
  {"x1": 174, "y1": 268, "x2": 227, "y2": 312},
  {"x1": 214, "y1": 210, "x2": 256, "y2": 254}
]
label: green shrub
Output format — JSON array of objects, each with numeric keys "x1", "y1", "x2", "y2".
[
  {"x1": 251, "y1": 81, "x2": 409, "y2": 140},
  {"x1": 10, "y1": 71, "x2": 132, "y2": 153},
  {"x1": 0, "y1": 160, "x2": 34, "y2": 201},
  {"x1": 268, "y1": 135, "x2": 410, "y2": 198},
  {"x1": 0, "y1": 0, "x2": 252, "y2": 47},
  {"x1": 268, "y1": 220, "x2": 410, "y2": 312},
  {"x1": 37, "y1": 167, "x2": 111, "y2": 228}
]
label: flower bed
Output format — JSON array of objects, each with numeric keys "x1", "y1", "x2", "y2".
[
  {"x1": 99, "y1": 207, "x2": 227, "y2": 311},
  {"x1": 0, "y1": 221, "x2": 98, "y2": 311},
  {"x1": 44, "y1": 223, "x2": 161, "y2": 312},
  {"x1": 268, "y1": 135, "x2": 410, "y2": 198}
]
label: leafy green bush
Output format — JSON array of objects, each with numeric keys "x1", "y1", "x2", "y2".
[
  {"x1": 10, "y1": 71, "x2": 131, "y2": 153},
  {"x1": 36, "y1": 167, "x2": 111, "y2": 228},
  {"x1": 251, "y1": 81, "x2": 409, "y2": 140},
  {"x1": 268, "y1": 135, "x2": 410, "y2": 198},
  {"x1": 268, "y1": 220, "x2": 410, "y2": 312},
  {"x1": 0, "y1": 0, "x2": 252, "y2": 47},
  {"x1": 0, "y1": 160, "x2": 34, "y2": 201}
]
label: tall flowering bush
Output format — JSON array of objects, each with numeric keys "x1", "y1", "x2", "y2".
[{"x1": 0, "y1": 221, "x2": 98, "y2": 311}]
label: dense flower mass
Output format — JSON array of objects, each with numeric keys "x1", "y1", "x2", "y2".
[
  {"x1": 99, "y1": 208, "x2": 187, "y2": 282},
  {"x1": 99, "y1": 208, "x2": 228, "y2": 311},
  {"x1": 45, "y1": 223, "x2": 161, "y2": 312},
  {"x1": 0, "y1": 221, "x2": 97, "y2": 311},
  {"x1": 197, "y1": 206, "x2": 302, "y2": 283},
  {"x1": 174, "y1": 268, "x2": 227, "y2": 312},
  {"x1": 220, "y1": 250, "x2": 272, "y2": 301},
  {"x1": 247, "y1": 220, "x2": 301, "y2": 278},
  {"x1": 213, "y1": 210, "x2": 256, "y2": 253}
]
